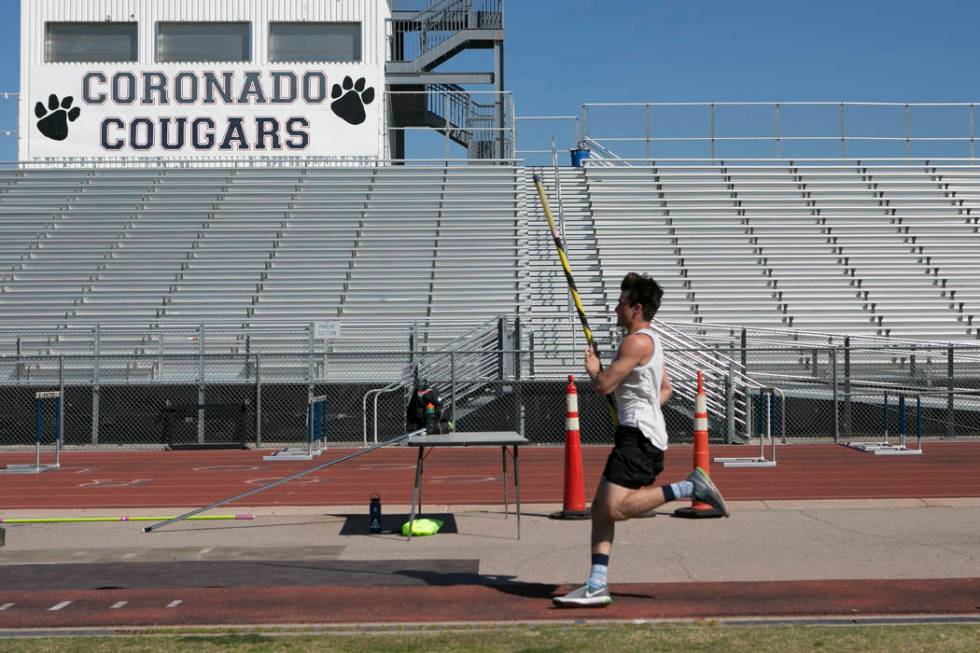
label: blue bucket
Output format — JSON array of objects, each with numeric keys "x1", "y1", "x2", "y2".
[{"x1": 570, "y1": 147, "x2": 591, "y2": 167}]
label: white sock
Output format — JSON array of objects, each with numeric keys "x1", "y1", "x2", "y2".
[{"x1": 588, "y1": 563, "x2": 608, "y2": 589}]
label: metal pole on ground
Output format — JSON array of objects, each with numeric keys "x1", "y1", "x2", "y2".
[
  {"x1": 883, "y1": 390, "x2": 890, "y2": 446},
  {"x1": 725, "y1": 369, "x2": 734, "y2": 444},
  {"x1": 947, "y1": 345, "x2": 955, "y2": 439},
  {"x1": 145, "y1": 429, "x2": 424, "y2": 533},
  {"x1": 198, "y1": 323, "x2": 205, "y2": 445},
  {"x1": 831, "y1": 346, "x2": 839, "y2": 443},
  {"x1": 898, "y1": 394, "x2": 906, "y2": 449},
  {"x1": 844, "y1": 337, "x2": 852, "y2": 439},
  {"x1": 92, "y1": 324, "x2": 100, "y2": 445},
  {"x1": 306, "y1": 401, "x2": 314, "y2": 458},
  {"x1": 916, "y1": 394, "x2": 923, "y2": 450},
  {"x1": 450, "y1": 351, "x2": 456, "y2": 424},
  {"x1": 776, "y1": 387, "x2": 786, "y2": 451},
  {"x1": 34, "y1": 393, "x2": 41, "y2": 470},
  {"x1": 255, "y1": 353, "x2": 262, "y2": 446},
  {"x1": 58, "y1": 356, "x2": 64, "y2": 467}
]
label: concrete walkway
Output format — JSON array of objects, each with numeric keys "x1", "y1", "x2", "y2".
[{"x1": 3, "y1": 498, "x2": 979, "y2": 585}]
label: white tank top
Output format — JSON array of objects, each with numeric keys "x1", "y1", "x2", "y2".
[{"x1": 613, "y1": 328, "x2": 668, "y2": 451}]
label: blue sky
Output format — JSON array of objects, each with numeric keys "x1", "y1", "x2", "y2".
[{"x1": 3, "y1": 1, "x2": 979, "y2": 162}]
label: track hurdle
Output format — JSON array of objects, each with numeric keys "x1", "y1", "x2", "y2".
[
  {"x1": 714, "y1": 386, "x2": 781, "y2": 468},
  {"x1": 0, "y1": 391, "x2": 63, "y2": 475},
  {"x1": 845, "y1": 391, "x2": 923, "y2": 456},
  {"x1": 263, "y1": 394, "x2": 328, "y2": 461}
]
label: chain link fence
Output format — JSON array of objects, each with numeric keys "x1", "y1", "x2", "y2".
[{"x1": 3, "y1": 343, "x2": 980, "y2": 450}]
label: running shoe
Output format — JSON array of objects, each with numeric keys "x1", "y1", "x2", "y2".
[
  {"x1": 552, "y1": 583, "x2": 613, "y2": 608},
  {"x1": 688, "y1": 466, "x2": 730, "y2": 517}
]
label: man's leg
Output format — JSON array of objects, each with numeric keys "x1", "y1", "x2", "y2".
[
  {"x1": 555, "y1": 477, "x2": 698, "y2": 608},
  {"x1": 553, "y1": 479, "x2": 621, "y2": 607},
  {"x1": 589, "y1": 478, "x2": 619, "y2": 555}
]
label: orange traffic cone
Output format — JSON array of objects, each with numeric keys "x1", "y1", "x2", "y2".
[
  {"x1": 674, "y1": 370, "x2": 724, "y2": 519},
  {"x1": 550, "y1": 375, "x2": 590, "y2": 519}
]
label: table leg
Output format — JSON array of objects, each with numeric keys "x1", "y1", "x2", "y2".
[
  {"x1": 407, "y1": 446, "x2": 424, "y2": 541},
  {"x1": 501, "y1": 445, "x2": 509, "y2": 519},
  {"x1": 418, "y1": 448, "x2": 425, "y2": 516},
  {"x1": 514, "y1": 445, "x2": 522, "y2": 540}
]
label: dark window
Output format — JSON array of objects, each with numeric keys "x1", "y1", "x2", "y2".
[
  {"x1": 269, "y1": 23, "x2": 361, "y2": 63},
  {"x1": 45, "y1": 23, "x2": 138, "y2": 63},
  {"x1": 157, "y1": 22, "x2": 251, "y2": 63}
]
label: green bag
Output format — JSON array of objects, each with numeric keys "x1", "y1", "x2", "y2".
[{"x1": 401, "y1": 518, "x2": 444, "y2": 536}]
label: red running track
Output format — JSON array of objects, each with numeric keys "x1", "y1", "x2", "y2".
[
  {"x1": 2, "y1": 442, "x2": 980, "y2": 509},
  {"x1": 1, "y1": 579, "x2": 979, "y2": 628},
  {"x1": 2, "y1": 442, "x2": 980, "y2": 629}
]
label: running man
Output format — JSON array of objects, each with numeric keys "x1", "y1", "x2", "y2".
[{"x1": 554, "y1": 272, "x2": 729, "y2": 608}]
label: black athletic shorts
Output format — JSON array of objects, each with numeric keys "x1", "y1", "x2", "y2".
[{"x1": 602, "y1": 424, "x2": 665, "y2": 490}]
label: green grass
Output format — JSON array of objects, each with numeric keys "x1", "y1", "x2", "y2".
[{"x1": 1, "y1": 623, "x2": 979, "y2": 653}]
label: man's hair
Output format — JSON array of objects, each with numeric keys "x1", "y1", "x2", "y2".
[{"x1": 620, "y1": 272, "x2": 663, "y2": 321}]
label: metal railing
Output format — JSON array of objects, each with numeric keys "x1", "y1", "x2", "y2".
[
  {"x1": 3, "y1": 344, "x2": 980, "y2": 448},
  {"x1": 387, "y1": 0, "x2": 504, "y2": 64},
  {"x1": 386, "y1": 89, "x2": 515, "y2": 159},
  {"x1": 0, "y1": 157, "x2": 522, "y2": 170},
  {"x1": 0, "y1": 320, "x2": 515, "y2": 360},
  {"x1": 363, "y1": 316, "x2": 515, "y2": 444},
  {"x1": 581, "y1": 101, "x2": 980, "y2": 161},
  {"x1": 514, "y1": 115, "x2": 579, "y2": 164},
  {"x1": 0, "y1": 92, "x2": 16, "y2": 140}
]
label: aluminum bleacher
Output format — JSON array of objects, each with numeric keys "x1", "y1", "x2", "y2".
[
  {"x1": 576, "y1": 161, "x2": 980, "y2": 342},
  {"x1": 3, "y1": 159, "x2": 979, "y2": 365},
  {"x1": 0, "y1": 164, "x2": 522, "y2": 336},
  {"x1": 522, "y1": 167, "x2": 612, "y2": 363}
]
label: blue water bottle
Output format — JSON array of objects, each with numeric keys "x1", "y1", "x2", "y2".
[{"x1": 369, "y1": 494, "x2": 382, "y2": 534}]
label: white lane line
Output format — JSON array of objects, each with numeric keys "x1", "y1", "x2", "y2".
[
  {"x1": 166, "y1": 600, "x2": 182, "y2": 608},
  {"x1": 48, "y1": 601, "x2": 72, "y2": 611},
  {"x1": 0, "y1": 603, "x2": 13, "y2": 611},
  {"x1": 120, "y1": 552, "x2": 138, "y2": 560},
  {"x1": 110, "y1": 601, "x2": 128, "y2": 610},
  {"x1": 198, "y1": 547, "x2": 213, "y2": 556}
]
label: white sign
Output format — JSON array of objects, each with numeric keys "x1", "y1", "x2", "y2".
[
  {"x1": 315, "y1": 321, "x2": 342, "y2": 340},
  {"x1": 25, "y1": 66, "x2": 381, "y2": 159}
]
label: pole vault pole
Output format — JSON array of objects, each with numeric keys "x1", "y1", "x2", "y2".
[
  {"x1": 144, "y1": 429, "x2": 424, "y2": 533},
  {"x1": 0, "y1": 515, "x2": 253, "y2": 524},
  {"x1": 532, "y1": 173, "x2": 619, "y2": 427}
]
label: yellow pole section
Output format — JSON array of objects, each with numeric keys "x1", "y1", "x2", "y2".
[{"x1": 532, "y1": 173, "x2": 619, "y2": 427}]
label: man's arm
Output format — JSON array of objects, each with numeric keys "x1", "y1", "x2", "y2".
[
  {"x1": 660, "y1": 366, "x2": 673, "y2": 406},
  {"x1": 584, "y1": 334, "x2": 652, "y2": 396}
]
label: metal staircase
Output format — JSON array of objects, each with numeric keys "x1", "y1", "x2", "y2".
[
  {"x1": 413, "y1": 83, "x2": 506, "y2": 158},
  {"x1": 386, "y1": 0, "x2": 507, "y2": 160},
  {"x1": 388, "y1": 0, "x2": 503, "y2": 72}
]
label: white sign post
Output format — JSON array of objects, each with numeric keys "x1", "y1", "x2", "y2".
[{"x1": 314, "y1": 321, "x2": 341, "y2": 340}]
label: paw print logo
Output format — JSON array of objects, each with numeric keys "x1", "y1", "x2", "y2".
[
  {"x1": 331, "y1": 76, "x2": 375, "y2": 126},
  {"x1": 35, "y1": 94, "x2": 81, "y2": 141}
]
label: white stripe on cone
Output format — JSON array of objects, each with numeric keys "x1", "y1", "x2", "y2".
[
  {"x1": 566, "y1": 383, "x2": 580, "y2": 431},
  {"x1": 694, "y1": 392, "x2": 708, "y2": 431}
]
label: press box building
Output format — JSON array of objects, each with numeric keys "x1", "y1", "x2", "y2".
[{"x1": 18, "y1": 0, "x2": 507, "y2": 163}]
